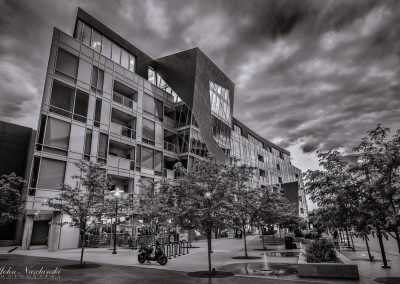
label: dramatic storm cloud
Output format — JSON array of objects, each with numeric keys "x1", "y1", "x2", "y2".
[{"x1": 1, "y1": 0, "x2": 399, "y2": 172}]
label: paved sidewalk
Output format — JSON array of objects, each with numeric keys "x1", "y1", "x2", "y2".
[{"x1": 8, "y1": 236, "x2": 259, "y2": 273}]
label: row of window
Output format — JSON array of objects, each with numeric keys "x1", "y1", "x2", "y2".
[{"x1": 75, "y1": 20, "x2": 136, "y2": 72}]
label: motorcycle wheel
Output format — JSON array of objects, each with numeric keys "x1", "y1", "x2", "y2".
[
  {"x1": 138, "y1": 254, "x2": 146, "y2": 264},
  {"x1": 158, "y1": 255, "x2": 168, "y2": 266}
]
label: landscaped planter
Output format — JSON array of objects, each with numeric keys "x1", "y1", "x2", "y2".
[{"x1": 297, "y1": 249, "x2": 359, "y2": 279}]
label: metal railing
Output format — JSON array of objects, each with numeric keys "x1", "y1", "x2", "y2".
[
  {"x1": 113, "y1": 91, "x2": 135, "y2": 109},
  {"x1": 110, "y1": 122, "x2": 136, "y2": 140},
  {"x1": 164, "y1": 141, "x2": 177, "y2": 153},
  {"x1": 108, "y1": 155, "x2": 135, "y2": 171}
]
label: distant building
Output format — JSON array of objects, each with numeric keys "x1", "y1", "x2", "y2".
[
  {"x1": 0, "y1": 121, "x2": 35, "y2": 246},
  {"x1": 22, "y1": 8, "x2": 307, "y2": 251}
]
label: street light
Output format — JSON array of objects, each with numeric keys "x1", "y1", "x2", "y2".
[{"x1": 111, "y1": 188, "x2": 123, "y2": 254}]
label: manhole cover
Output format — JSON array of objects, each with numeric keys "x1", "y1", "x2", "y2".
[
  {"x1": 61, "y1": 264, "x2": 102, "y2": 269},
  {"x1": 375, "y1": 277, "x2": 400, "y2": 284},
  {"x1": 187, "y1": 271, "x2": 234, "y2": 278}
]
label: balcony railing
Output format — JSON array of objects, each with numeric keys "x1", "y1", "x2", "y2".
[
  {"x1": 163, "y1": 168, "x2": 176, "y2": 179},
  {"x1": 113, "y1": 91, "x2": 135, "y2": 109},
  {"x1": 163, "y1": 116, "x2": 175, "y2": 128},
  {"x1": 164, "y1": 141, "x2": 178, "y2": 153},
  {"x1": 110, "y1": 122, "x2": 136, "y2": 140},
  {"x1": 108, "y1": 155, "x2": 135, "y2": 171}
]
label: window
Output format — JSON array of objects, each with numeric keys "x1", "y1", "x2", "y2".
[
  {"x1": 140, "y1": 177, "x2": 154, "y2": 197},
  {"x1": 29, "y1": 156, "x2": 41, "y2": 194},
  {"x1": 73, "y1": 91, "x2": 89, "y2": 123},
  {"x1": 154, "y1": 150, "x2": 162, "y2": 172},
  {"x1": 94, "y1": 99, "x2": 102, "y2": 128},
  {"x1": 91, "y1": 29, "x2": 102, "y2": 53},
  {"x1": 136, "y1": 145, "x2": 141, "y2": 170},
  {"x1": 258, "y1": 154, "x2": 264, "y2": 163},
  {"x1": 300, "y1": 208, "x2": 304, "y2": 214},
  {"x1": 75, "y1": 20, "x2": 84, "y2": 41},
  {"x1": 37, "y1": 158, "x2": 66, "y2": 189},
  {"x1": 43, "y1": 117, "x2": 70, "y2": 156},
  {"x1": 234, "y1": 124, "x2": 242, "y2": 135},
  {"x1": 101, "y1": 37, "x2": 111, "y2": 58},
  {"x1": 277, "y1": 164, "x2": 280, "y2": 170},
  {"x1": 111, "y1": 43, "x2": 121, "y2": 64},
  {"x1": 98, "y1": 133, "x2": 108, "y2": 160},
  {"x1": 209, "y1": 81, "x2": 231, "y2": 125},
  {"x1": 155, "y1": 99, "x2": 163, "y2": 121},
  {"x1": 148, "y1": 68, "x2": 156, "y2": 84},
  {"x1": 121, "y1": 49, "x2": 129, "y2": 69},
  {"x1": 143, "y1": 94, "x2": 155, "y2": 114},
  {"x1": 84, "y1": 129, "x2": 92, "y2": 158},
  {"x1": 82, "y1": 23, "x2": 91, "y2": 46},
  {"x1": 36, "y1": 115, "x2": 47, "y2": 151},
  {"x1": 50, "y1": 81, "x2": 74, "y2": 117},
  {"x1": 278, "y1": 176, "x2": 282, "y2": 183},
  {"x1": 142, "y1": 118, "x2": 155, "y2": 145},
  {"x1": 55, "y1": 48, "x2": 79, "y2": 82},
  {"x1": 129, "y1": 54, "x2": 135, "y2": 72},
  {"x1": 295, "y1": 173, "x2": 299, "y2": 179},
  {"x1": 142, "y1": 146, "x2": 154, "y2": 169},
  {"x1": 91, "y1": 66, "x2": 104, "y2": 91}
]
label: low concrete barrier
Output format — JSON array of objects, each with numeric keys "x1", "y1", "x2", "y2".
[{"x1": 298, "y1": 249, "x2": 359, "y2": 279}]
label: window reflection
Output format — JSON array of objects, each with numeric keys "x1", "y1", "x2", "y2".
[{"x1": 209, "y1": 81, "x2": 231, "y2": 125}]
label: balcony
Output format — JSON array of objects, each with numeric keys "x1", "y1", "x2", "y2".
[
  {"x1": 164, "y1": 141, "x2": 178, "y2": 153},
  {"x1": 110, "y1": 122, "x2": 136, "y2": 140},
  {"x1": 108, "y1": 155, "x2": 135, "y2": 172},
  {"x1": 113, "y1": 91, "x2": 135, "y2": 109}
]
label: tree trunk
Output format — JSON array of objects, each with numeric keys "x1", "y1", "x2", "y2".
[
  {"x1": 345, "y1": 227, "x2": 351, "y2": 248},
  {"x1": 364, "y1": 233, "x2": 373, "y2": 261},
  {"x1": 207, "y1": 235, "x2": 212, "y2": 276},
  {"x1": 243, "y1": 225, "x2": 248, "y2": 258},
  {"x1": 260, "y1": 226, "x2": 266, "y2": 250},
  {"x1": 350, "y1": 234, "x2": 355, "y2": 251},
  {"x1": 339, "y1": 230, "x2": 344, "y2": 243},
  {"x1": 376, "y1": 225, "x2": 390, "y2": 268},
  {"x1": 80, "y1": 232, "x2": 85, "y2": 267}
]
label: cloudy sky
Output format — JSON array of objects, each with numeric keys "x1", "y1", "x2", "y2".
[{"x1": 1, "y1": 0, "x2": 400, "y2": 175}]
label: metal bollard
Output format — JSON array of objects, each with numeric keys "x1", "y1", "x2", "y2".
[
  {"x1": 174, "y1": 243, "x2": 177, "y2": 258},
  {"x1": 186, "y1": 241, "x2": 189, "y2": 254},
  {"x1": 182, "y1": 241, "x2": 185, "y2": 255}
]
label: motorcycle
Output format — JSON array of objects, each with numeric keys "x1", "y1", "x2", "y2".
[{"x1": 138, "y1": 241, "x2": 168, "y2": 265}]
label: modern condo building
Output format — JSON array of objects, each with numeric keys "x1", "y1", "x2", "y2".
[{"x1": 21, "y1": 8, "x2": 308, "y2": 251}]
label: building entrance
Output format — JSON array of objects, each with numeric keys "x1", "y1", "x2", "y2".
[{"x1": 31, "y1": 220, "x2": 49, "y2": 245}]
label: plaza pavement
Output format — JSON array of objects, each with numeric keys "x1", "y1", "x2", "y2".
[{"x1": 1, "y1": 234, "x2": 399, "y2": 283}]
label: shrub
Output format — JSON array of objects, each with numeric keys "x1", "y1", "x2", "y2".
[
  {"x1": 305, "y1": 238, "x2": 337, "y2": 263},
  {"x1": 305, "y1": 231, "x2": 322, "y2": 239},
  {"x1": 294, "y1": 229, "x2": 303, "y2": 237}
]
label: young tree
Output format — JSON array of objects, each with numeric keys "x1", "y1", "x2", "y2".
[
  {"x1": 160, "y1": 157, "x2": 233, "y2": 276},
  {"x1": 254, "y1": 186, "x2": 298, "y2": 249},
  {"x1": 137, "y1": 179, "x2": 167, "y2": 234},
  {"x1": 0, "y1": 173, "x2": 25, "y2": 226},
  {"x1": 227, "y1": 160, "x2": 258, "y2": 258},
  {"x1": 45, "y1": 161, "x2": 113, "y2": 267},
  {"x1": 353, "y1": 125, "x2": 400, "y2": 254}
]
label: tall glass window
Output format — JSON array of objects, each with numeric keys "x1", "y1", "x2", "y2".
[
  {"x1": 121, "y1": 49, "x2": 129, "y2": 69},
  {"x1": 209, "y1": 81, "x2": 231, "y2": 125},
  {"x1": 55, "y1": 48, "x2": 79, "y2": 82},
  {"x1": 82, "y1": 23, "x2": 91, "y2": 46},
  {"x1": 142, "y1": 118, "x2": 155, "y2": 142},
  {"x1": 37, "y1": 158, "x2": 66, "y2": 189},
  {"x1": 141, "y1": 147, "x2": 154, "y2": 169},
  {"x1": 143, "y1": 94, "x2": 155, "y2": 114},
  {"x1": 44, "y1": 117, "x2": 70, "y2": 156},
  {"x1": 73, "y1": 91, "x2": 89, "y2": 123},
  {"x1": 111, "y1": 43, "x2": 121, "y2": 64},
  {"x1": 50, "y1": 81, "x2": 74, "y2": 118},
  {"x1": 98, "y1": 133, "x2": 108, "y2": 159},
  {"x1": 129, "y1": 54, "x2": 135, "y2": 72},
  {"x1": 101, "y1": 36, "x2": 111, "y2": 58},
  {"x1": 148, "y1": 68, "x2": 155, "y2": 84},
  {"x1": 91, "y1": 30, "x2": 102, "y2": 53}
]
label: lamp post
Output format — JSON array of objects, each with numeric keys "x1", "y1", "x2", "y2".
[{"x1": 111, "y1": 188, "x2": 123, "y2": 254}]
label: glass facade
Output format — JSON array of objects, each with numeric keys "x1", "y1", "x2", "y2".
[{"x1": 26, "y1": 12, "x2": 307, "y2": 252}]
